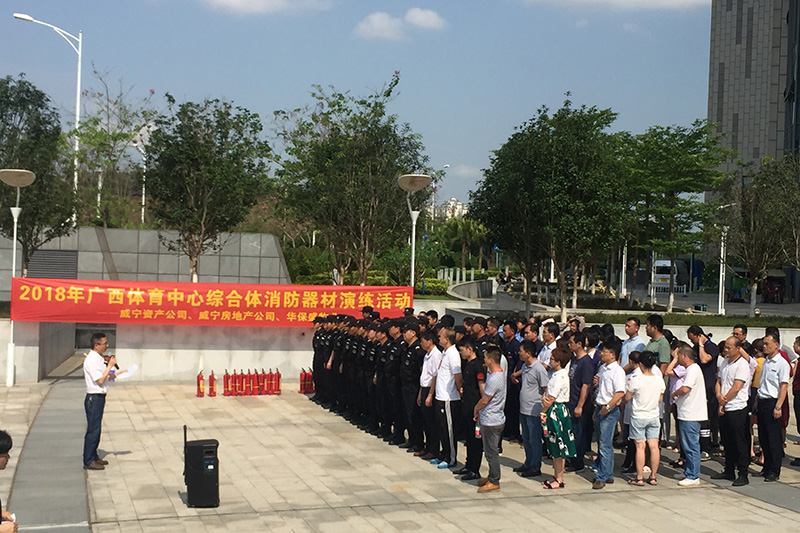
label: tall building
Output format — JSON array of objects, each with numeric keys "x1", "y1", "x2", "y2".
[{"x1": 707, "y1": 0, "x2": 792, "y2": 173}]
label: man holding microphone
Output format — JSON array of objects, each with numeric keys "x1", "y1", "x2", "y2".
[{"x1": 83, "y1": 332, "x2": 116, "y2": 471}]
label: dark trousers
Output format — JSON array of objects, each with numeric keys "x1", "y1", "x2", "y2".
[
  {"x1": 719, "y1": 407, "x2": 750, "y2": 476},
  {"x1": 700, "y1": 395, "x2": 719, "y2": 452},
  {"x1": 83, "y1": 393, "x2": 106, "y2": 466},
  {"x1": 794, "y1": 392, "x2": 800, "y2": 433},
  {"x1": 570, "y1": 408, "x2": 594, "y2": 470},
  {"x1": 463, "y1": 403, "x2": 483, "y2": 474},
  {"x1": 756, "y1": 398, "x2": 784, "y2": 477},
  {"x1": 388, "y1": 376, "x2": 406, "y2": 439},
  {"x1": 401, "y1": 382, "x2": 423, "y2": 447},
  {"x1": 504, "y1": 381, "x2": 521, "y2": 440},
  {"x1": 376, "y1": 374, "x2": 389, "y2": 431},
  {"x1": 436, "y1": 399, "x2": 461, "y2": 465},
  {"x1": 420, "y1": 386, "x2": 439, "y2": 454},
  {"x1": 366, "y1": 374, "x2": 378, "y2": 428}
]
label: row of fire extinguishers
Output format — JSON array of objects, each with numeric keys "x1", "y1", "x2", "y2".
[
  {"x1": 195, "y1": 369, "x2": 283, "y2": 397},
  {"x1": 299, "y1": 368, "x2": 315, "y2": 394}
]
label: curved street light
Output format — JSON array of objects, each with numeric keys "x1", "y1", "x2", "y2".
[
  {"x1": 398, "y1": 174, "x2": 432, "y2": 290},
  {"x1": 13, "y1": 13, "x2": 82, "y2": 203},
  {"x1": 0, "y1": 169, "x2": 36, "y2": 387}
]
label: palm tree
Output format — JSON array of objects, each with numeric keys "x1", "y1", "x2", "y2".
[{"x1": 442, "y1": 217, "x2": 489, "y2": 270}]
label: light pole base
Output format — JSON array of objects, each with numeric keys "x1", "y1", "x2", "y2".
[{"x1": 6, "y1": 342, "x2": 15, "y2": 387}]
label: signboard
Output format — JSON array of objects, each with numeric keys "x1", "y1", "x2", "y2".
[{"x1": 11, "y1": 278, "x2": 412, "y2": 327}]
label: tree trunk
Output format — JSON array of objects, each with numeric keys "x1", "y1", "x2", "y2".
[
  {"x1": 190, "y1": 254, "x2": 199, "y2": 283},
  {"x1": 536, "y1": 260, "x2": 543, "y2": 304},
  {"x1": 478, "y1": 246, "x2": 484, "y2": 271},
  {"x1": 461, "y1": 239, "x2": 467, "y2": 270},
  {"x1": 667, "y1": 255, "x2": 675, "y2": 313},
  {"x1": 749, "y1": 282, "x2": 758, "y2": 318},
  {"x1": 525, "y1": 268, "x2": 532, "y2": 318},
  {"x1": 560, "y1": 274, "x2": 568, "y2": 323},
  {"x1": 571, "y1": 263, "x2": 579, "y2": 309}
]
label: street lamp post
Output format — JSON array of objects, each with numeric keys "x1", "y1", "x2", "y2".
[
  {"x1": 13, "y1": 13, "x2": 82, "y2": 199},
  {"x1": 0, "y1": 169, "x2": 36, "y2": 387},
  {"x1": 717, "y1": 203, "x2": 736, "y2": 316},
  {"x1": 398, "y1": 174, "x2": 432, "y2": 291}
]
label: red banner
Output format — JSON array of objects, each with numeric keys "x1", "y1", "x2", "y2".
[{"x1": 11, "y1": 278, "x2": 412, "y2": 327}]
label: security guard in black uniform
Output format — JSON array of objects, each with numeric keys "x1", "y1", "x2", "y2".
[
  {"x1": 399, "y1": 320, "x2": 426, "y2": 453},
  {"x1": 385, "y1": 319, "x2": 407, "y2": 445},
  {"x1": 374, "y1": 323, "x2": 392, "y2": 439}
]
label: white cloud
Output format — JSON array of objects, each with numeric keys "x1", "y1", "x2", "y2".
[
  {"x1": 405, "y1": 8, "x2": 447, "y2": 30},
  {"x1": 355, "y1": 8, "x2": 447, "y2": 40},
  {"x1": 622, "y1": 22, "x2": 652, "y2": 38},
  {"x1": 523, "y1": 0, "x2": 709, "y2": 9},
  {"x1": 451, "y1": 165, "x2": 481, "y2": 179},
  {"x1": 203, "y1": 0, "x2": 331, "y2": 15},
  {"x1": 354, "y1": 12, "x2": 406, "y2": 41}
]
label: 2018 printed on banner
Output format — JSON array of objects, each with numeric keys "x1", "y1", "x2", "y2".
[{"x1": 11, "y1": 278, "x2": 412, "y2": 327}]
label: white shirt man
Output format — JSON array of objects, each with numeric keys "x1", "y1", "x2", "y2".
[
  {"x1": 714, "y1": 336, "x2": 752, "y2": 484},
  {"x1": 432, "y1": 328, "x2": 462, "y2": 468},
  {"x1": 83, "y1": 333, "x2": 115, "y2": 471}
]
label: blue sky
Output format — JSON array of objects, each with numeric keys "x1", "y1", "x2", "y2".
[{"x1": 4, "y1": 0, "x2": 712, "y2": 203}]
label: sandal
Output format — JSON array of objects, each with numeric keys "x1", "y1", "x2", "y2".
[
  {"x1": 646, "y1": 478, "x2": 658, "y2": 486},
  {"x1": 627, "y1": 478, "x2": 644, "y2": 486},
  {"x1": 670, "y1": 459, "x2": 685, "y2": 468},
  {"x1": 542, "y1": 478, "x2": 565, "y2": 489}
]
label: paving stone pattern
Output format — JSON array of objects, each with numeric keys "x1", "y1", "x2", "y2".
[{"x1": 3, "y1": 377, "x2": 800, "y2": 532}]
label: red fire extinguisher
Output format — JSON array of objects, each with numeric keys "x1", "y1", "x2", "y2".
[
  {"x1": 299, "y1": 368, "x2": 307, "y2": 393},
  {"x1": 275, "y1": 368, "x2": 282, "y2": 395},
  {"x1": 235, "y1": 369, "x2": 242, "y2": 396},
  {"x1": 244, "y1": 369, "x2": 252, "y2": 396},
  {"x1": 258, "y1": 368, "x2": 266, "y2": 395},
  {"x1": 264, "y1": 368, "x2": 273, "y2": 395},
  {"x1": 250, "y1": 369, "x2": 258, "y2": 397},
  {"x1": 223, "y1": 369, "x2": 230, "y2": 397},
  {"x1": 209, "y1": 370, "x2": 217, "y2": 397},
  {"x1": 196, "y1": 370, "x2": 204, "y2": 398},
  {"x1": 309, "y1": 369, "x2": 315, "y2": 393}
]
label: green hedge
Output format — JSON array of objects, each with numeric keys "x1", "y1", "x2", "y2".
[{"x1": 415, "y1": 278, "x2": 448, "y2": 295}]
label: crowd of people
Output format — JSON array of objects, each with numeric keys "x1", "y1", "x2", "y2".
[{"x1": 308, "y1": 307, "x2": 799, "y2": 493}]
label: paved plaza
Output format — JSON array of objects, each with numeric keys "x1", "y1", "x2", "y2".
[{"x1": 2, "y1": 356, "x2": 800, "y2": 532}]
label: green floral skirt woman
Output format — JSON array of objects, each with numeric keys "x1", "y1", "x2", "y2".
[{"x1": 545, "y1": 402, "x2": 576, "y2": 459}]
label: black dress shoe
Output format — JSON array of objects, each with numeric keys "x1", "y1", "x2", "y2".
[
  {"x1": 520, "y1": 469, "x2": 542, "y2": 478},
  {"x1": 398, "y1": 441, "x2": 413, "y2": 449},
  {"x1": 764, "y1": 474, "x2": 780, "y2": 482},
  {"x1": 389, "y1": 438, "x2": 406, "y2": 446},
  {"x1": 565, "y1": 464, "x2": 585, "y2": 473},
  {"x1": 711, "y1": 472, "x2": 735, "y2": 481},
  {"x1": 620, "y1": 465, "x2": 636, "y2": 475},
  {"x1": 790, "y1": 458, "x2": 800, "y2": 467},
  {"x1": 513, "y1": 465, "x2": 529, "y2": 473},
  {"x1": 453, "y1": 467, "x2": 470, "y2": 475},
  {"x1": 460, "y1": 471, "x2": 480, "y2": 481},
  {"x1": 732, "y1": 476, "x2": 749, "y2": 486},
  {"x1": 407, "y1": 446, "x2": 422, "y2": 453}
]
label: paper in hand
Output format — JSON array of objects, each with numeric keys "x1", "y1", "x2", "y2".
[{"x1": 116, "y1": 363, "x2": 138, "y2": 380}]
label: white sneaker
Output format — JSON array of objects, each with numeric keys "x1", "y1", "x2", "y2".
[{"x1": 678, "y1": 477, "x2": 700, "y2": 486}]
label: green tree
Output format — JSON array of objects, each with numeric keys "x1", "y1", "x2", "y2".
[
  {"x1": 147, "y1": 96, "x2": 270, "y2": 282},
  {"x1": 631, "y1": 120, "x2": 728, "y2": 312},
  {"x1": 76, "y1": 69, "x2": 156, "y2": 227},
  {"x1": 0, "y1": 75, "x2": 76, "y2": 274},
  {"x1": 470, "y1": 124, "x2": 549, "y2": 316},
  {"x1": 721, "y1": 156, "x2": 800, "y2": 316},
  {"x1": 274, "y1": 72, "x2": 432, "y2": 285},
  {"x1": 440, "y1": 217, "x2": 488, "y2": 271}
]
